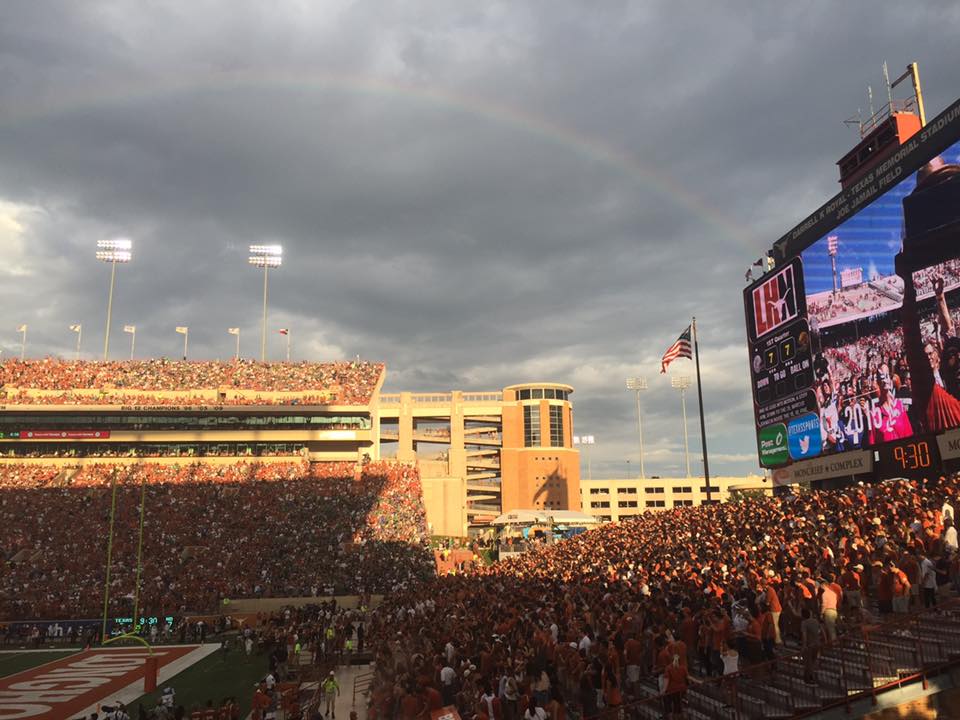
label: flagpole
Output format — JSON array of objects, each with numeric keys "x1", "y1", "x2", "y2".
[
  {"x1": 76, "y1": 325, "x2": 82, "y2": 360},
  {"x1": 286, "y1": 330, "x2": 290, "y2": 362},
  {"x1": 236, "y1": 330, "x2": 240, "y2": 360},
  {"x1": 130, "y1": 329, "x2": 135, "y2": 360},
  {"x1": 20, "y1": 326, "x2": 26, "y2": 361},
  {"x1": 691, "y1": 316, "x2": 712, "y2": 502},
  {"x1": 183, "y1": 328, "x2": 188, "y2": 360}
]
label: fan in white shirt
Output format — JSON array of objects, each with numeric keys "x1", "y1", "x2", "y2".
[
  {"x1": 944, "y1": 518, "x2": 958, "y2": 552},
  {"x1": 440, "y1": 665, "x2": 456, "y2": 686}
]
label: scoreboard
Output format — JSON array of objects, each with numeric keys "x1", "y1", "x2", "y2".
[
  {"x1": 875, "y1": 436, "x2": 941, "y2": 480},
  {"x1": 745, "y1": 97, "x2": 960, "y2": 484}
]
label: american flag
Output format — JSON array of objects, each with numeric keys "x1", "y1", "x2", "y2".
[{"x1": 660, "y1": 325, "x2": 693, "y2": 373}]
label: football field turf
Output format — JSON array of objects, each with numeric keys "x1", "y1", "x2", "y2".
[
  {"x1": 126, "y1": 646, "x2": 269, "y2": 718},
  {"x1": 0, "y1": 650, "x2": 78, "y2": 678}
]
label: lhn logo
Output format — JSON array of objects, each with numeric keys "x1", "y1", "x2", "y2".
[{"x1": 752, "y1": 264, "x2": 798, "y2": 338}]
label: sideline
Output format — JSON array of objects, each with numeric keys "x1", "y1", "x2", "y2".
[
  {"x1": 72, "y1": 643, "x2": 220, "y2": 719},
  {"x1": 0, "y1": 646, "x2": 197, "y2": 720},
  {"x1": 0, "y1": 644, "x2": 210, "y2": 720}
]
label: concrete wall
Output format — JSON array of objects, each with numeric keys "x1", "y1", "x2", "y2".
[
  {"x1": 223, "y1": 594, "x2": 384, "y2": 615},
  {"x1": 422, "y1": 475, "x2": 468, "y2": 536}
]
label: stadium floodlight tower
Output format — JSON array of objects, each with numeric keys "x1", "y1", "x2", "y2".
[
  {"x1": 827, "y1": 235, "x2": 839, "y2": 295},
  {"x1": 625, "y1": 377, "x2": 648, "y2": 479},
  {"x1": 572, "y1": 434, "x2": 595, "y2": 481},
  {"x1": 96, "y1": 239, "x2": 132, "y2": 360},
  {"x1": 249, "y1": 244, "x2": 282, "y2": 362},
  {"x1": 671, "y1": 375, "x2": 692, "y2": 478}
]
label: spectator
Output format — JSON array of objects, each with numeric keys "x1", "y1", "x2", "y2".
[
  {"x1": 800, "y1": 608, "x2": 823, "y2": 685},
  {"x1": 0, "y1": 460, "x2": 431, "y2": 619},
  {"x1": 0, "y1": 359, "x2": 384, "y2": 407},
  {"x1": 661, "y1": 653, "x2": 688, "y2": 720},
  {"x1": 366, "y1": 475, "x2": 960, "y2": 719}
]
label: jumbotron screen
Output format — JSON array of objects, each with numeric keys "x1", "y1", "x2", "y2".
[{"x1": 745, "y1": 99, "x2": 960, "y2": 474}]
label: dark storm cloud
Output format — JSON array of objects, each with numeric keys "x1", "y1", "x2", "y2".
[{"x1": 0, "y1": 0, "x2": 958, "y2": 476}]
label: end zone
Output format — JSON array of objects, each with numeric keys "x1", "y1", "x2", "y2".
[{"x1": 0, "y1": 645, "x2": 215, "y2": 720}]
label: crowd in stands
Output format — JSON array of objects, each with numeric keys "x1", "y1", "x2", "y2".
[
  {"x1": 1, "y1": 442, "x2": 309, "y2": 459},
  {"x1": 814, "y1": 275, "x2": 960, "y2": 449},
  {"x1": 807, "y1": 276, "x2": 902, "y2": 323},
  {"x1": 367, "y1": 476, "x2": 960, "y2": 720},
  {"x1": 806, "y1": 260, "x2": 960, "y2": 326},
  {"x1": 913, "y1": 259, "x2": 960, "y2": 297},
  {"x1": 0, "y1": 460, "x2": 433, "y2": 620},
  {"x1": 0, "y1": 359, "x2": 384, "y2": 406}
]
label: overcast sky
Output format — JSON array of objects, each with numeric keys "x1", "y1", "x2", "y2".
[{"x1": 0, "y1": 1, "x2": 958, "y2": 478}]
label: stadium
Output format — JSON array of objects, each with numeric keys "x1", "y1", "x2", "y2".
[
  {"x1": 0, "y1": 359, "x2": 598, "y2": 717},
  {"x1": 5, "y1": 356, "x2": 960, "y2": 720},
  {"x1": 3, "y1": 20, "x2": 960, "y2": 720}
]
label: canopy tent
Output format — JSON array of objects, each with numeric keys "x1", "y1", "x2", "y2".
[{"x1": 491, "y1": 509, "x2": 601, "y2": 527}]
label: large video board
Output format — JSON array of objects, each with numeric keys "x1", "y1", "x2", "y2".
[{"x1": 746, "y1": 98, "x2": 960, "y2": 476}]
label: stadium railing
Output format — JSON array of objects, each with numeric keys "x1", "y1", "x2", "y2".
[{"x1": 585, "y1": 597, "x2": 960, "y2": 720}]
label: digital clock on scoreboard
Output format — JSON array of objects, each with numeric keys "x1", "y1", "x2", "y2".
[{"x1": 875, "y1": 436, "x2": 942, "y2": 480}]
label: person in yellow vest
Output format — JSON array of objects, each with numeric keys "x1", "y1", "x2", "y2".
[{"x1": 322, "y1": 671, "x2": 340, "y2": 718}]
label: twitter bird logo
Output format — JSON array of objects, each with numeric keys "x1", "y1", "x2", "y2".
[{"x1": 788, "y1": 414, "x2": 821, "y2": 461}]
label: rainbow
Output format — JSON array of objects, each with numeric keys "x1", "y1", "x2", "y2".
[{"x1": 0, "y1": 69, "x2": 753, "y2": 246}]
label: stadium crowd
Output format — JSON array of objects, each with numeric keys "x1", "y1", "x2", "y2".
[
  {"x1": 913, "y1": 259, "x2": 960, "y2": 297},
  {"x1": 807, "y1": 277, "x2": 901, "y2": 323},
  {"x1": 1, "y1": 442, "x2": 309, "y2": 459},
  {"x1": 814, "y1": 273, "x2": 960, "y2": 451},
  {"x1": 806, "y1": 259, "x2": 960, "y2": 326},
  {"x1": 0, "y1": 359, "x2": 384, "y2": 406},
  {"x1": 0, "y1": 460, "x2": 432, "y2": 620},
  {"x1": 367, "y1": 476, "x2": 960, "y2": 720}
]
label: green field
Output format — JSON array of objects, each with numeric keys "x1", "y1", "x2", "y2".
[
  {"x1": 0, "y1": 650, "x2": 78, "y2": 678},
  {"x1": 127, "y1": 646, "x2": 269, "y2": 718},
  {"x1": 0, "y1": 645, "x2": 271, "y2": 718}
]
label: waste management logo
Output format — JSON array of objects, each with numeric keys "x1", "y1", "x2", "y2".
[
  {"x1": 758, "y1": 423, "x2": 788, "y2": 467},
  {"x1": 787, "y1": 413, "x2": 821, "y2": 461}
]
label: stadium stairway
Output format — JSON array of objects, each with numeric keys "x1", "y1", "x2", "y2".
[
  {"x1": 60, "y1": 467, "x2": 80, "y2": 485},
  {"x1": 595, "y1": 598, "x2": 960, "y2": 720}
]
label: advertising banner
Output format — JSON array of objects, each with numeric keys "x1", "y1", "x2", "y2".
[
  {"x1": 16, "y1": 430, "x2": 111, "y2": 440},
  {"x1": 771, "y1": 449, "x2": 873, "y2": 485}
]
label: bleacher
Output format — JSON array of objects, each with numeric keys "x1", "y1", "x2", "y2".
[
  {"x1": 369, "y1": 476, "x2": 960, "y2": 720},
  {"x1": 0, "y1": 358, "x2": 385, "y2": 405},
  {"x1": 0, "y1": 460, "x2": 433, "y2": 620},
  {"x1": 597, "y1": 599, "x2": 960, "y2": 720}
]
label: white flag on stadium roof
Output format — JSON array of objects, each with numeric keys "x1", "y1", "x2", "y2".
[
  {"x1": 228, "y1": 327, "x2": 240, "y2": 335},
  {"x1": 123, "y1": 325, "x2": 136, "y2": 333},
  {"x1": 16, "y1": 324, "x2": 26, "y2": 332},
  {"x1": 175, "y1": 326, "x2": 188, "y2": 334},
  {"x1": 69, "y1": 324, "x2": 81, "y2": 332}
]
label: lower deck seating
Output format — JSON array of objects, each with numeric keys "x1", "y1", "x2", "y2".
[{"x1": 0, "y1": 460, "x2": 432, "y2": 619}]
